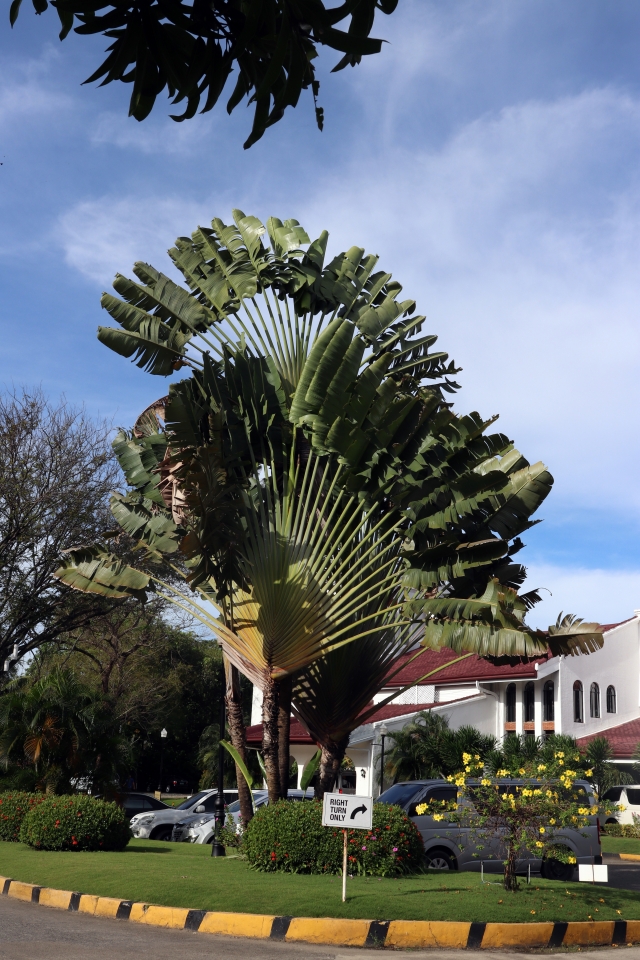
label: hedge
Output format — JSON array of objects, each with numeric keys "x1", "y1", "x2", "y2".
[
  {"x1": 243, "y1": 799, "x2": 423, "y2": 876},
  {"x1": 19, "y1": 795, "x2": 130, "y2": 851},
  {"x1": 0, "y1": 792, "x2": 48, "y2": 842},
  {"x1": 602, "y1": 823, "x2": 640, "y2": 839}
]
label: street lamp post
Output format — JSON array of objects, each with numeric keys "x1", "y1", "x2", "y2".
[
  {"x1": 211, "y1": 691, "x2": 226, "y2": 858},
  {"x1": 379, "y1": 723, "x2": 388, "y2": 795},
  {"x1": 158, "y1": 728, "x2": 167, "y2": 793}
]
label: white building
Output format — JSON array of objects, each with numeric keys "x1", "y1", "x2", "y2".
[{"x1": 246, "y1": 613, "x2": 640, "y2": 794}]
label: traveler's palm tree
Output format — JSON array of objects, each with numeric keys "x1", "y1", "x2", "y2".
[{"x1": 56, "y1": 212, "x2": 603, "y2": 801}]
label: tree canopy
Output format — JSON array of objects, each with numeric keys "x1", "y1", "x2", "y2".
[
  {"x1": 55, "y1": 210, "x2": 604, "y2": 801},
  {"x1": 9, "y1": 0, "x2": 398, "y2": 147},
  {"x1": 0, "y1": 388, "x2": 120, "y2": 677}
]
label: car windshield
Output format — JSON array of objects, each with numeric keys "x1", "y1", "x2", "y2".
[
  {"x1": 176, "y1": 792, "x2": 208, "y2": 810},
  {"x1": 226, "y1": 800, "x2": 241, "y2": 813},
  {"x1": 376, "y1": 783, "x2": 422, "y2": 807}
]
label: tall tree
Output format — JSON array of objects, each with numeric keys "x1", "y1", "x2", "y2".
[
  {"x1": 0, "y1": 388, "x2": 119, "y2": 677},
  {"x1": 9, "y1": 0, "x2": 398, "y2": 148},
  {"x1": 55, "y1": 211, "x2": 603, "y2": 804}
]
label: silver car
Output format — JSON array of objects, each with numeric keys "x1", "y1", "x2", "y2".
[
  {"x1": 173, "y1": 788, "x2": 314, "y2": 843},
  {"x1": 377, "y1": 779, "x2": 601, "y2": 881},
  {"x1": 130, "y1": 789, "x2": 238, "y2": 841}
]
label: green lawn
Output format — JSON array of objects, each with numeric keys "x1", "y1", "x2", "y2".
[
  {"x1": 602, "y1": 836, "x2": 640, "y2": 856},
  {"x1": 0, "y1": 839, "x2": 638, "y2": 923}
]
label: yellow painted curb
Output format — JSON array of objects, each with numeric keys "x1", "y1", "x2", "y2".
[
  {"x1": 198, "y1": 911, "x2": 274, "y2": 938},
  {"x1": 620, "y1": 853, "x2": 640, "y2": 862},
  {"x1": 386, "y1": 920, "x2": 470, "y2": 949},
  {"x1": 286, "y1": 917, "x2": 370, "y2": 946},
  {"x1": 2, "y1": 874, "x2": 640, "y2": 949},
  {"x1": 131, "y1": 904, "x2": 190, "y2": 929},
  {"x1": 563, "y1": 921, "x2": 615, "y2": 946},
  {"x1": 39, "y1": 888, "x2": 72, "y2": 910},
  {"x1": 480, "y1": 922, "x2": 554, "y2": 949},
  {"x1": 7, "y1": 881, "x2": 38, "y2": 902}
]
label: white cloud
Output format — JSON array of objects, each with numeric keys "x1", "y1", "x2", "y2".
[
  {"x1": 90, "y1": 111, "x2": 219, "y2": 156},
  {"x1": 58, "y1": 85, "x2": 640, "y2": 523},
  {"x1": 0, "y1": 47, "x2": 71, "y2": 130},
  {"x1": 58, "y1": 196, "x2": 212, "y2": 285},
  {"x1": 297, "y1": 86, "x2": 640, "y2": 513},
  {"x1": 524, "y1": 565, "x2": 640, "y2": 629}
]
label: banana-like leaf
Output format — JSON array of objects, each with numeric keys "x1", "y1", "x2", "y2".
[
  {"x1": 220, "y1": 739, "x2": 256, "y2": 810},
  {"x1": 54, "y1": 545, "x2": 151, "y2": 601},
  {"x1": 97, "y1": 320, "x2": 192, "y2": 376},
  {"x1": 300, "y1": 749, "x2": 321, "y2": 791}
]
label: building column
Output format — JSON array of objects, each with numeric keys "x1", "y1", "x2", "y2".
[
  {"x1": 251, "y1": 685, "x2": 263, "y2": 726},
  {"x1": 515, "y1": 682, "x2": 523, "y2": 735},
  {"x1": 534, "y1": 682, "x2": 543, "y2": 739}
]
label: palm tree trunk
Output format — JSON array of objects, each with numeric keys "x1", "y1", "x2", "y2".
[
  {"x1": 277, "y1": 674, "x2": 292, "y2": 797},
  {"x1": 224, "y1": 657, "x2": 253, "y2": 826},
  {"x1": 262, "y1": 674, "x2": 281, "y2": 803},
  {"x1": 315, "y1": 736, "x2": 349, "y2": 799}
]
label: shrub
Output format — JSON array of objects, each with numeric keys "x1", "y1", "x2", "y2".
[
  {"x1": 0, "y1": 792, "x2": 47, "y2": 842},
  {"x1": 243, "y1": 799, "x2": 423, "y2": 876},
  {"x1": 19, "y1": 795, "x2": 130, "y2": 851},
  {"x1": 601, "y1": 822, "x2": 640, "y2": 839}
]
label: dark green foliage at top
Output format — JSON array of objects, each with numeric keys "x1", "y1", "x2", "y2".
[
  {"x1": 9, "y1": 0, "x2": 398, "y2": 146},
  {"x1": 20, "y1": 795, "x2": 130, "y2": 851},
  {"x1": 385, "y1": 713, "x2": 496, "y2": 783},
  {"x1": 0, "y1": 792, "x2": 47, "y2": 842},
  {"x1": 243, "y1": 798, "x2": 423, "y2": 875}
]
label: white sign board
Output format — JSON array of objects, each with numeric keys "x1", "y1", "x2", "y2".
[
  {"x1": 322, "y1": 793, "x2": 373, "y2": 830},
  {"x1": 579, "y1": 864, "x2": 608, "y2": 883}
]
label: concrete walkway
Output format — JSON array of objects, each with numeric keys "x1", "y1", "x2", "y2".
[{"x1": 1, "y1": 895, "x2": 640, "y2": 960}]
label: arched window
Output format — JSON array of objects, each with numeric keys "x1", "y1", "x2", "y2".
[
  {"x1": 607, "y1": 685, "x2": 617, "y2": 714},
  {"x1": 506, "y1": 683, "x2": 516, "y2": 724},
  {"x1": 524, "y1": 681, "x2": 535, "y2": 723},
  {"x1": 590, "y1": 682, "x2": 600, "y2": 718},
  {"x1": 543, "y1": 680, "x2": 554, "y2": 722},
  {"x1": 573, "y1": 680, "x2": 584, "y2": 723}
]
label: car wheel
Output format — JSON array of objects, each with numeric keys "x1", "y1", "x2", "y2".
[
  {"x1": 426, "y1": 848, "x2": 456, "y2": 870},
  {"x1": 541, "y1": 856, "x2": 574, "y2": 882},
  {"x1": 152, "y1": 826, "x2": 173, "y2": 842}
]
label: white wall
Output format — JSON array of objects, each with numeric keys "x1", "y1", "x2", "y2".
[
  {"x1": 560, "y1": 617, "x2": 640, "y2": 738},
  {"x1": 251, "y1": 685, "x2": 263, "y2": 726}
]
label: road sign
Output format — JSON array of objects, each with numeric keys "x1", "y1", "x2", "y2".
[{"x1": 322, "y1": 793, "x2": 373, "y2": 831}]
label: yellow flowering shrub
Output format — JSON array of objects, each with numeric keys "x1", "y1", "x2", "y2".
[{"x1": 415, "y1": 750, "x2": 618, "y2": 892}]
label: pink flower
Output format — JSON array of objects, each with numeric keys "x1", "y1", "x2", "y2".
[
  {"x1": 362, "y1": 845, "x2": 367, "y2": 850},
  {"x1": 393, "y1": 847, "x2": 398, "y2": 852}
]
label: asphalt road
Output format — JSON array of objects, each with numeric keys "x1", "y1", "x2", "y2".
[
  {"x1": 598, "y1": 861, "x2": 640, "y2": 892},
  {"x1": 1, "y1": 863, "x2": 640, "y2": 960},
  {"x1": 4, "y1": 894, "x2": 640, "y2": 960}
]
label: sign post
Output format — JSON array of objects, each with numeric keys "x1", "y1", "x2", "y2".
[{"x1": 322, "y1": 793, "x2": 373, "y2": 902}]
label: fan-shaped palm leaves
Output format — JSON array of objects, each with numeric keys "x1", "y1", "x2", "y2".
[{"x1": 56, "y1": 212, "x2": 603, "y2": 802}]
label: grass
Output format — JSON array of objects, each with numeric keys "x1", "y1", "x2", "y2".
[
  {"x1": 1, "y1": 839, "x2": 639, "y2": 923},
  {"x1": 601, "y1": 836, "x2": 640, "y2": 855}
]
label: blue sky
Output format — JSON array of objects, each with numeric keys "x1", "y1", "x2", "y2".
[{"x1": 1, "y1": 0, "x2": 639, "y2": 628}]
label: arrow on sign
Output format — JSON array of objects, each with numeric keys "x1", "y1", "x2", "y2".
[{"x1": 350, "y1": 804, "x2": 368, "y2": 819}]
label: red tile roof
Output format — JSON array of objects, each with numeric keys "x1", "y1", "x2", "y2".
[
  {"x1": 245, "y1": 697, "x2": 480, "y2": 745},
  {"x1": 383, "y1": 620, "x2": 633, "y2": 688},
  {"x1": 383, "y1": 648, "x2": 549, "y2": 686},
  {"x1": 246, "y1": 717, "x2": 314, "y2": 745},
  {"x1": 577, "y1": 718, "x2": 640, "y2": 759},
  {"x1": 599, "y1": 619, "x2": 634, "y2": 632}
]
